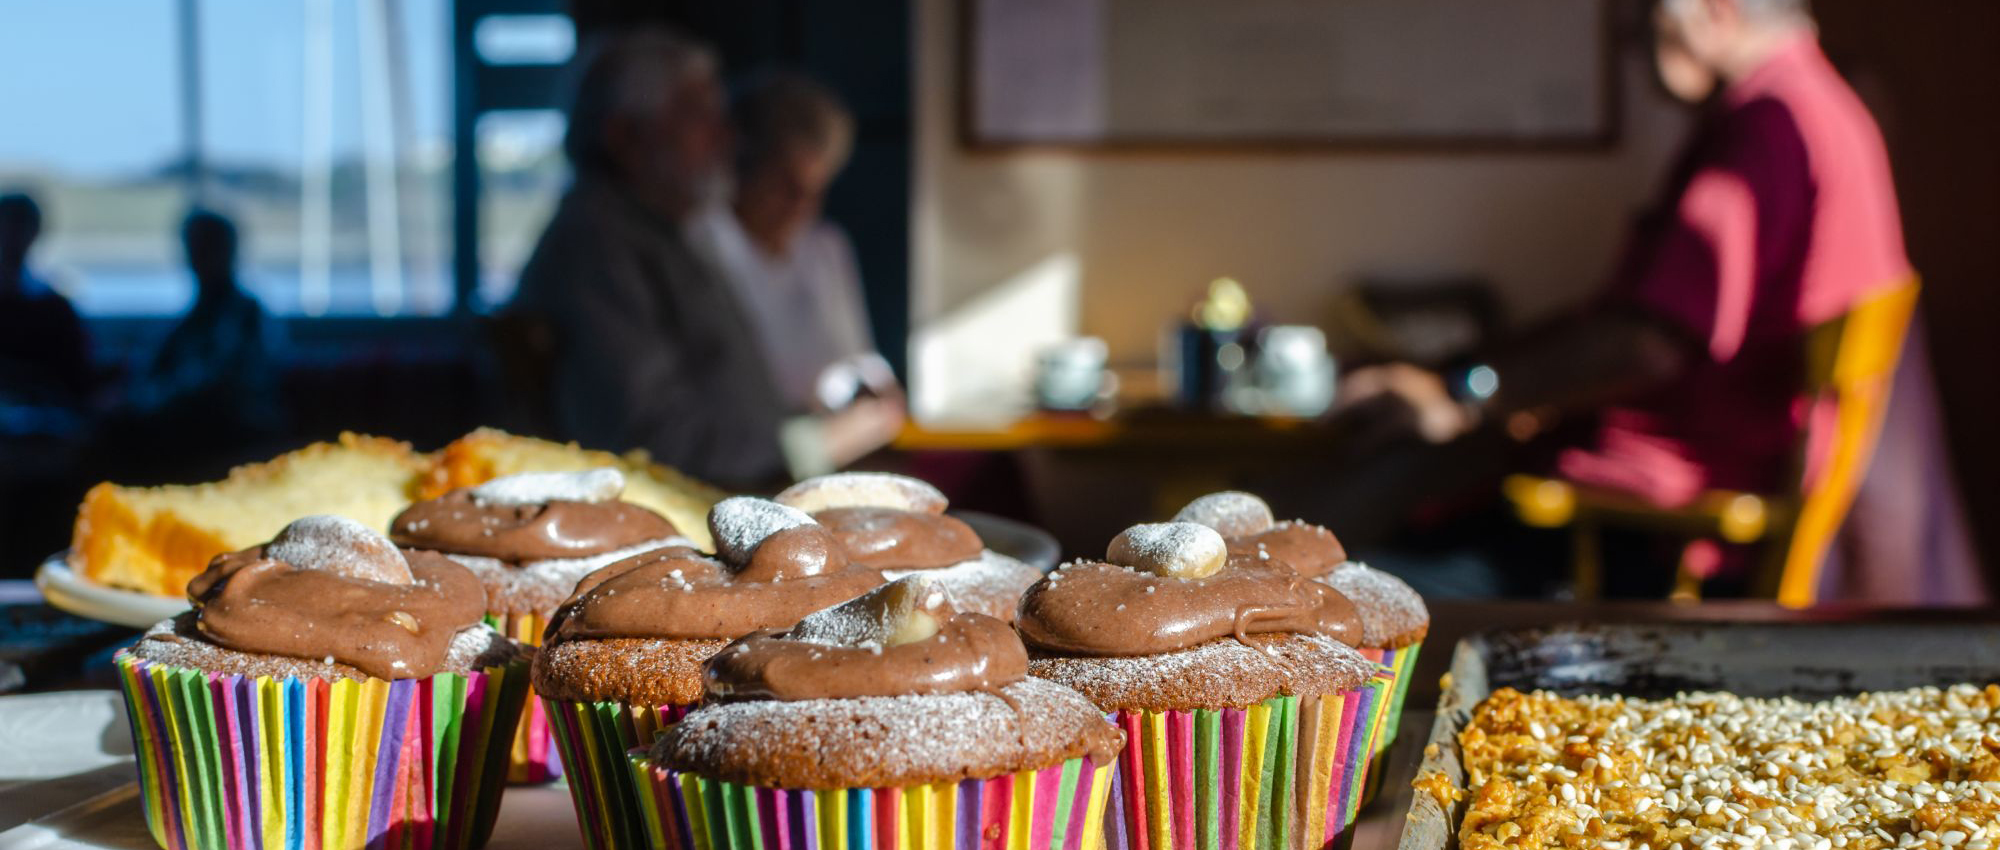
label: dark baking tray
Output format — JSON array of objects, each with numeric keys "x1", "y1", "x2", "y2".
[{"x1": 1397, "y1": 621, "x2": 2000, "y2": 849}]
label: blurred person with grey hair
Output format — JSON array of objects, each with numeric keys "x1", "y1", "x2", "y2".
[
  {"x1": 689, "y1": 72, "x2": 902, "y2": 429},
  {"x1": 512, "y1": 30, "x2": 897, "y2": 486}
]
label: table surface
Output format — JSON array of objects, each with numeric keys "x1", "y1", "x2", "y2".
[
  {"x1": 7, "y1": 600, "x2": 1995, "y2": 849},
  {"x1": 894, "y1": 408, "x2": 1344, "y2": 452}
]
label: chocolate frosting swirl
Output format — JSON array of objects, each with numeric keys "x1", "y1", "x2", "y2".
[
  {"x1": 185, "y1": 546, "x2": 488, "y2": 680},
  {"x1": 703, "y1": 612, "x2": 1027, "y2": 702},
  {"x1": 1016, "y1": 559, "x2": 1362, "y2": 656},
  {"x1": 544, "y1": 547, "x2": 885, "y2": 642},
  {"x1": 1225, "y1": 521, "x2": 1346, "y2": 578},
  {"x1": 389, "y1": 489, "x2": 679, "y2": 561},
  {"x1": 736, "y1": 524, "x2": 850, "y2": 582},
  {"x1": 813, "y1": 507, "x2": 984, "y2": 570}
]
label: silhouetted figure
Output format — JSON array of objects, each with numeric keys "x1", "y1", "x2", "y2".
[
  {"x1": 129, "y1": 208, "x2": 281, "y2": 437},
  {"x1": 0, "y1": 191, "x2": 93, "y2": 417}
]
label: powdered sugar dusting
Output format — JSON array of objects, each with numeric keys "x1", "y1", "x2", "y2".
[
  {"x1": 467, "y1": 468, "x2": 624, "y2": 506},
  {"x1": 1106, "y1": 521, "x2": 1226, "y2": 578},
  {"x1": 446, "y1": 536, "x2": 687, "y2": 616},
  {"x1": 707, "y1": 497, "x2": 815, "y2": 566},
  {"x1": 1172, "y1": 491, "x2": 1275, "y2": 538},
  {"x1": 1028, "y1": 633, "x2": 1375, "y2": 711},
  {"x1": 1320, "y1": 561, "x2": 1428, "y2": 647},
  {"x1": 267, "y1": 514, "x2": 413, "y2": 585},
  {"x1": 654, "y1": 677, "x2": 1119, "y2": 787},
  {"x1": 774, "y1": 472, "x2": 948, "y2": 514},
  {"x1": 129, "y1": 614, "x2": 525, "y2": 681},
  {"x1": 883, "y1": 550, "x2": 1042, "y2": 623}
]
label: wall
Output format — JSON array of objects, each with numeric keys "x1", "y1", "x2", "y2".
[{"x1": 910, "y1": 0, "x2": 1693, "y2": 420}]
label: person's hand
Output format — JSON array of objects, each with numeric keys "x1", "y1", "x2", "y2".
[
  {"x1": 1338, "y1": 363, "x2": 1475, "y2": 444},
  {"x1": 820, "y1": 395, "x2": 907, "y2": 469}
]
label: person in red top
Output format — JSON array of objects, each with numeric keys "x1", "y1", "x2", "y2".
[{"x1": 1341, "y1": 0, "x2": 1910, "y2": 593}]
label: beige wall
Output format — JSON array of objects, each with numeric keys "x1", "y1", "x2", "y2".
[{"x1": 911, "y1": 1, "x2": 1695, "y2": 417}]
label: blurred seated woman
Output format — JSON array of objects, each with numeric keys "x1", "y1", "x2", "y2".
[
  {"x1": 1333, "y1": 0, "x2": 1911, "y2": 598},
  {"x1": 689, "y1": 73, "x2": 901, "y2": 421}
]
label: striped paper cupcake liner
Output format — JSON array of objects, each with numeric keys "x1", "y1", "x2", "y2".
[
  {"x1": 113, "y1": 651, "x2": 531, "y2": 850},
  {"x1": 1357, "y1": 643, "x2": 1421, "y2": 754},
  {"x1": 1101, "y1": 680, "x2": 1390, "y2": 850},
  {"x1": 626, "y1": 753, "x2": 1117, "y2": 850},
  {"x1": 544, "y1": 697, "x2": 695, "y2": 850},
  {"x1": 485, "y1": 612, "x2": 560, "y2": 784},
  {"x1": 1354, "y1": 643, "x2": 1422, "y2": 808}
]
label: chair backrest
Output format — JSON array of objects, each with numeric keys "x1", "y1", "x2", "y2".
[
  {"x1": 1760, "y1": 276, "x2": 1920, "y2": 605},
  {"x1": 483, "y1": 312, "x2": 559, "y2": 438}
]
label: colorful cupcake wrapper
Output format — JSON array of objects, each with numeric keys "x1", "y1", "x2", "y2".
[
  {"x1": 1101, "y1": 681, "x2": 1390, "y2": 850},
  {"x1": 113, "y1": 651, "x2": 531, "y2": 850},
  {"x1": 1353, "y1": 643, "x2": 1421, "y2": 808},
  {"x1": 484, "y1": 612, "x2": 560, "y2": 785},
  {"x1": 544, "y1": 697, "x2": 695, "y2": 850},
  {"x1": 627, "y1": 753, "x2": 1117, "y2": 850},
  {"x1": 1357, "y1": 643, "x2": 1421, "y2": 754}
]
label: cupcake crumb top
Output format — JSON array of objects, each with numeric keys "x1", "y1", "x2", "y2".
[
  {"x1": 653, "y1": 677, "x2": 1121, "y2": 788},
  {"x1": 130, "y1": 614, "x2": 524, "y2": 682},
  {"x1": 1322, "y1": 561, "x2": 1429, "y2": 648},
  {"x1": 1028, "y1": 632, "x2": 1376, "y2": 712}
]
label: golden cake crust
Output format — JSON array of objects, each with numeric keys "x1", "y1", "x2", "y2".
[{"x1": 70, "y1": 433, "x2": 429, "y2": 597}]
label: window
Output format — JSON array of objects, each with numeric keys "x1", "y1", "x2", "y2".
[
  {"x1": 475, "y1": 109, "x2": 567, "y2": 308},
  {"x1": 0, "y1": 0, "x2": 453, "y2": 317}
]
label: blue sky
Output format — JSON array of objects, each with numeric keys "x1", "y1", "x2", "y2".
[{"x1": 0, "y1": 0, "x2": 449, "y2": 176}]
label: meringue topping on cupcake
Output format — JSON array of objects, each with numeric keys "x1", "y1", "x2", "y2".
[
  {"x1": 1019, "y1": 520, "x2": 1375, "y2": 712},
  {"x1": 533, "y1": 496, "x2": 886, "y2": 708},
  {"x1": 777, "y1": 471, "x2": 1044, "y2": 621},
  {"x1": 651, "y1": 575, "x2": 1122, "y2": 788},
  {"x1": 389, "y1": 468, "x2": 687, "y2": 618},
  {"x1": 1173, "y1": 490, "x2": 1427, "y2": 648},
  {"x1": 136, "y1": 515, "x2": 518, "y2": 681}
]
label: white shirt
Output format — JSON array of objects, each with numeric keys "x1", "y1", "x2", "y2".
[{"x1": 689, "y1": 207, "x2": 894, "y2": 412}]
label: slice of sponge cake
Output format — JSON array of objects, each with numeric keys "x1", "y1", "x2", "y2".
[
  {"x1": 424, "y1": 427, "x2": 722, "y2": 552},
  {"x1": 70, "y1": 433, "x2": 431, "y2": 597}
]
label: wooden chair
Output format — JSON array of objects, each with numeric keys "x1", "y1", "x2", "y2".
[{"x1": 1505, "y1": 278, "x2": 1920, "y2": 607}]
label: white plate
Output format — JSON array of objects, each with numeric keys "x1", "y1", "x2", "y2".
[
  {"x1": 0, "y1": 691, "x2": 130, "y2": 782},
  {"x1": 33, "y1": 554, "x2": 186, "y2": 630}
]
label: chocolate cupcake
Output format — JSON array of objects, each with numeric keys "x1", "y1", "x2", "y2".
[
  {"x1": 391, "y1": 468, "x2": 684, "y2": 783},
  {"x1": 632, "y1": 575, "x2": 1124, "y2": 849},
  {"x1": 1019, "y1": 521, "x2": 1386, "y2": 849},
  {"x1": 532, "y1": 496, "x2": 890, "y2": 850},
  {"x1": 775, "y1": 472, "x2": 1044, "y2": 621},
  {"x1": 1176, "y1": 491, "x2": 1430, "y2": 807},
  {"x1": 115, "y1": 516, "x2": 530, "y2": 850}
]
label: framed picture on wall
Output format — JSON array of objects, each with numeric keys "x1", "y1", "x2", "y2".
[{"x1": 961, "y1": 0, "x2": 1619, "y2": 151}]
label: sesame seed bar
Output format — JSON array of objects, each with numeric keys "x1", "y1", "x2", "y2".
[{"x1": 1438, "y1": 685, "x2": 2000, "y2": 850}]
